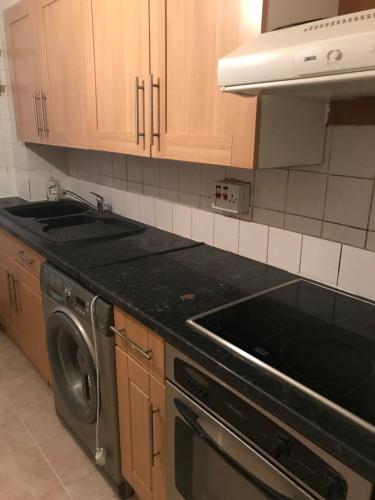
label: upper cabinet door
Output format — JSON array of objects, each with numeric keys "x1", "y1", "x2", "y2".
[
  {"x1": 35, "y1": 0, "x2": 87, "y2": 148},
  {"x1": 149, "y1": 0, "x2": 263, "y2": 168},
  {"x1": 4, "y1": 0, "x2": 42, "y2": 143},
  {"x1": 82, "y1": 0, "x2": 151, "y2": 156}
]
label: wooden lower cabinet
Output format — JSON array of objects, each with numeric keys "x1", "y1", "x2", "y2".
[
  {"x1": 115, "y1": 311, "x2": 166, "y2": 500},
  {"x1": 0, "y1": 252, "x2": 18, "y2": 336},
  {"x1": 13, "y1": 260, "x2": 51, "y2": 384},
  {"x1": 0, "y1": 229, "x2": 50, "y2": 385}
]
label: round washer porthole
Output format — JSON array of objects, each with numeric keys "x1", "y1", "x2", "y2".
[{"x1": 46, "y1": 311, "x2": 97, "y2": 424}]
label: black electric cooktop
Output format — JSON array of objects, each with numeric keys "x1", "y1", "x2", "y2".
[{"x1": 188, "y1": 279, "x2": 375, "y2": 429}]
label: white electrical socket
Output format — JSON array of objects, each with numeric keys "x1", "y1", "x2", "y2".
[{"x1": 212, "y1": 179, "x2": 251, "y2": 214}]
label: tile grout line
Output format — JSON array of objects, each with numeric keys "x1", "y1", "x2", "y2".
[
  {"x1": 336, "y1": 243, "x2": 344, "y2": 287},
  {"x1": 12, "y1": 404, "x2": 74, "y2": 500}
]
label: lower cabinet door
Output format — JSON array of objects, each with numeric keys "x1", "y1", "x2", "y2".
[
  {"x1": 13, "y1": 261, "x2": 51, "y2": 384},
  {"x1": 115, "y1": 346, "x2": 166, "y2": 500},
  {"x1": 150, "y1": 375, "x2": 166, "y2": 500},
  {"x1": 0, "y1": 254, "x2": 18, "y2": 336}
]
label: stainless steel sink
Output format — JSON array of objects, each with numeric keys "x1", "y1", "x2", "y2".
[{"x1": 2, "y1": 200, "x2": 145, "y2": 243}]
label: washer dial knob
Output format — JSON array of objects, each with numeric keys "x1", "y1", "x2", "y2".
[{"x1": 63, "y1": 288, "x2": 72, "y2": 302}]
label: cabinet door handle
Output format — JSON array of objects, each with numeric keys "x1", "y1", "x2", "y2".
[
  {"x1": 149, "y1": 73, "x2": 160, "y2": 150},
  {"x1": 40, "y1": 91, "x2": 49, "y2": 137},
  {"x1": 149, "y1": 403, "x2": 160, "y2": 466},
  {"x1": 110, "y1": 326, "x2": 152, "y2": 360},
  {"x1": 135, "y1": 76, "x2": 145, "y2": 146},
  {"x1": 6, "y1": 270, "x2": 13, "y2": 308},
  {"x1": 10, "y1": 274, "x2": 21, "y2": 314},
  {"x1": 33, "y1": 91, "x2": 43, "y2": 137},
  {"x1": 16, "y1": 250, "x2": 34, "y2": 266}
]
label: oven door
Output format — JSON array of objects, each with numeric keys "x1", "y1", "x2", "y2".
[{"x1": 167, "y1": 381, "x2": 315, "y2": 500}]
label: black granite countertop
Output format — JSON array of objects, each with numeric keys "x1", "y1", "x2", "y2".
[
  {"x1": 79, "y1": 245, "x2": 375, "y2": 482},
  {"x1": 0, "y1": 196, "x2": 374, "y2": 483}
]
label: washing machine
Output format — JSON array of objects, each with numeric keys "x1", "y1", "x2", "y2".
[{"x1": 41, "y1": 263, "x2": 132, "y2": 498}]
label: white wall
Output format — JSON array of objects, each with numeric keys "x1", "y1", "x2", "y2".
[{"x1": 0, "y1": 4, "x2": 16, "y2": 197}]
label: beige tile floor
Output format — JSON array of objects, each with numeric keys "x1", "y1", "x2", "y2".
[{"x1": 0, "y1": 330, "x2": 132, "y2": 500}]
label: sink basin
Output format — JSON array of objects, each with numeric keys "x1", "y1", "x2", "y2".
[
  {"x1": 5, "y1": 200, "x2": 88, "y2": 219},
  {"x1": 39, "y1": 213, "x2": 145, "y2": 243},
  {"x1": 2, "y1": 200, "x2": 145, "y2": 243}
]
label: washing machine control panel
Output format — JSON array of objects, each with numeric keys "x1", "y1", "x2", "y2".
[{"x1": 74, "y1": 295, "x2": 90, "y2": 318}]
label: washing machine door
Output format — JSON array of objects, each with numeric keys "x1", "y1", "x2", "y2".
[{"x1": 46, "y1": 309, "x2": 97, "y2": 424}]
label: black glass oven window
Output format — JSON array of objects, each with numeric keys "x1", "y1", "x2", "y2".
[{"x1": 175, "y1": 417, "x2": 277, "y2": 500}]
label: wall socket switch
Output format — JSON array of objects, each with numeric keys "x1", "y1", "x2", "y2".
[{"x1": 212, "y1": 179, "x2": 251, "y2": 214}]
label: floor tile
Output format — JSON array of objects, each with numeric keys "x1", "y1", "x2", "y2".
[
  {"x1": 0, "y1": 446, "x2": 60, "y2": 500},
  {"x1": 0, "y1": 371, "x2": 51, "y2": 410},
  {"x1": 0, "y1": 411, "x2": 35, "y2": 455},
  {"x1": 18, "y1": 396, "x2": 64, "y2": 445},
  {"x1": 37, "y1": 485, "x2": 71, "y2": 500},
  {"x1": 0, "y1": 394, "x2": 14, "y2": 418},
  {"x1": 0, "y1": 352, "x2": 34, "y2": 385},
  {"x1": 0, "y1": 335, "x2": 18, "y2": 360},
  {"x1": 63, "y1": 466, "x2": 119, "y2": 500},
  {"x1": 39, "y1": 429, "x2": 93, "y2": 483}
]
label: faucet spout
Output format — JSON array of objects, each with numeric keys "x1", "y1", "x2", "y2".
[{"x1": 90, "y1": 192, "x2": 105, "y2": 215}]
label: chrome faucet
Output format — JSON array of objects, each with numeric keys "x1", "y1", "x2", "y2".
[
  {"x1": 90, "y1": 192, "x2": 105, "y2": 215},
  {"x1": 62, "y1": 190, "x2": 110, "y2": 215}
]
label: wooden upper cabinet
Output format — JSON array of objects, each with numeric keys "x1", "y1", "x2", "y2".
[
  {"x1": 82, "y1": 0, "x2": 151, "y2": 156},
  {"x1": 149, "y1": 0, "x2": 263, "y2": 168},
  {"x1": 34, "y1": 0, "x2": 87, "y2": 148},
  {"x1": 4, "y1": 0, "x2": 42, "y2": 143}
]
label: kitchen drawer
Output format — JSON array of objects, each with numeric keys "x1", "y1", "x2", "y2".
[
  {"x1": 0, "y1": 228, "x2": 44, "y2": 278},
  {"x1": 114, "y1": 308, "x2": 165, "y2": 382}
]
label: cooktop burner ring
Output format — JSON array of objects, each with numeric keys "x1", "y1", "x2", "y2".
[
  {"x1": 205, "y1": 307, "x2": 284, "y2": 343},
  {"x1": 280, "y1": 334, "x2": 375, "y2": 397}
]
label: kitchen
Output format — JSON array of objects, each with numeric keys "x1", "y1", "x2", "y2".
[{"x1": 0, "y1": 0, "x2": 374, "y2": 499}]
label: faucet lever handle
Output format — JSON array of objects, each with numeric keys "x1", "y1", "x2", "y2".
[{"x1": 90, "y1": 191, "x2": 104, "y2": 202}]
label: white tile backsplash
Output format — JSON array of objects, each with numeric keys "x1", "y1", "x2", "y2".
[
  {"x1": 111, "y1": 188, "x2": 127, "y2": 218},
  {"x1": 172, "y1": 204, "x2": 192, "y2": 238},
  {"x1": 192, "y1": 208, "x2": 214, "y2": 245},
  {"x1": 338, "y1": 246, "x2": 375, "y2": 300},
  {"x1": 139, "y1": 194, "x2": 156, "y2": 226},
  {"x1": 300, "y1": 236, "x2": 341, "y2": 286},
  {"x1": 214, "y1": 214, "x2": 239, "y2": 254},
  {"x1": 267, "y1": 228, "x2": 302, "y2": 273},
  {"x1": 239, "y1": 221, "x2": 268, "y2": 263},
  {"x1": 125, "y1": 192, "x2": 140, "y2": 221},
  {"x1": 155, "y1": 199, "x2": 173, "y2": 232}
]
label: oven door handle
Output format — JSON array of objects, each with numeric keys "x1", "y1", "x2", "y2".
[{"x1": 174, "y1": 398, "x2": 295, "y2": 500}]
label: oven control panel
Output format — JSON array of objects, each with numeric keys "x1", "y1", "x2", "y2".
[{"x1": 175, "y1": 358, "x2": 348, "y2": 500}]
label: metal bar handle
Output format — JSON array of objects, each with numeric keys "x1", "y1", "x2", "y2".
[
  {"x1": 135, "y1": 76, "x2": 145, "y2": 146},
  {"x1": 40, "y1": 91, "x2": 49, "y2": 137},
  {"x1": 149, "y1": 73, "x2": 160, "y2": 149},
  {"x1": 110, "y1": 326, "x2": 152, "y2": 360},
  {"x1": 6, "y1": 270, "x2": 13, "y2": 308},
  {"x1": 33, "y1": 91, "x2": 42, "y2": 137},
  {"x1": 16, "y1": 250, "x2": 34, "y2": 265},
  {"x1": 10, "y1": 274, "x2": 21, "y2": 314},
  {"x1": 149, "y1": 403, "x2": 160, "y2": 466}
]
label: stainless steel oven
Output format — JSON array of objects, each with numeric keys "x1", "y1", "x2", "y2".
[{"x1": 166, "y1": 345, "x2": 373, "y2": 500}]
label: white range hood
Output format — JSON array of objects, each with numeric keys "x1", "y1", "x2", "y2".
[{"x1": 218, "y1": 9, "x2": 375, "y2": 98}]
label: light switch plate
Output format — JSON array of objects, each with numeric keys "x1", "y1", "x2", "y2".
[{"x1": 212, "y1": 179, "x2": 250, "y2": 214}]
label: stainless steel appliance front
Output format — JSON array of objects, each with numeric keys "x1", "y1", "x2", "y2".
[{"x1": 166, "y1": 345, "x2": 373, "y2": 500}]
